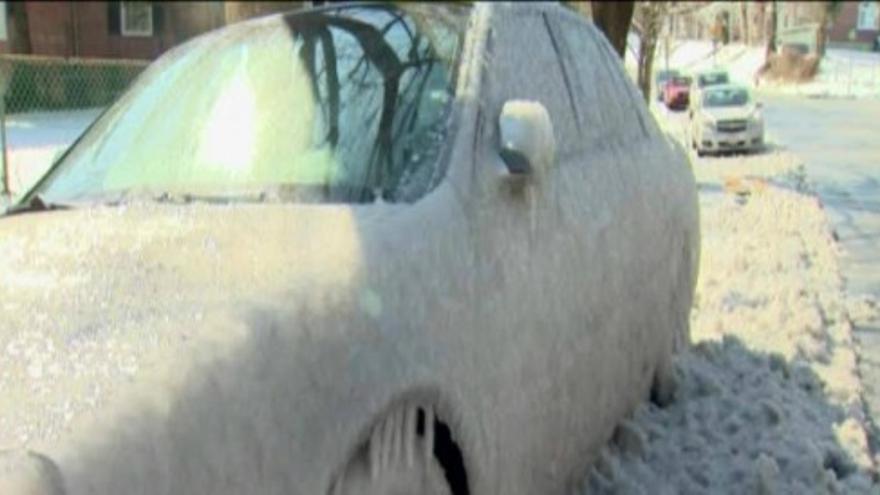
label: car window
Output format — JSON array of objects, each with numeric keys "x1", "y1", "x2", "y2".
[
  {"x1": 553, "y1": 13, "x2": 650, "y2": 147},
  {"x1": 26, "y1": 5, "x2": 468, "y2": 205},
  {"x1": 485, "y1": 11, "x2": 579, "y2": 157},
  {"x1": 703, "y1": 87, "x2": 750, "y2": 107},
  {"x1": 671, "y1": 76, "x2": 691, "y2": 86},
  {"x1": 699, "y1": 72, "x2": 729, "y2": 87}
]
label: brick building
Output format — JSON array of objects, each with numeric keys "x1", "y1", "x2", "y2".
[
  {"x1": 0, "y1": 1, "x2": 308, "y2": 61},
  {"x1": 827, "y1": 1, "x2": 880, "y2": 51}
]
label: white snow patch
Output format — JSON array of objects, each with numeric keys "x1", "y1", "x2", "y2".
[
  {"x1": 658, "y1": 40, "x2": 880, "y2": 99},
  {"x1": 582, "y1": 339, "x2": 876, "y2": 494},
  {"x1": 3, "y1": 108, "x2": 102, "y2": 197},
  {"x1": 581, "y1": 151, "x2": 879, "y2": 493}
]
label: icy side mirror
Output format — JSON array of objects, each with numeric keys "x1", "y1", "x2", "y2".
[{"x1": 497, "y1": 100, "x2": 556, "y2": 176}]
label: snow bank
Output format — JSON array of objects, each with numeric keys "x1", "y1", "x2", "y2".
[
  {"x1": 582, "y1": 339, "x2": 876, "y2": 494},
  {"x1": 692, "y1": 157, "x2": 867, "y2": 423},
  {"x1": 580, "y1": 152, "x2": 878, "y2": 493}
]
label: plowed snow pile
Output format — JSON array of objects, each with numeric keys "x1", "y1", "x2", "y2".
[{"x1": 582, "y1": 152, "x2": 879, "y2": 494}]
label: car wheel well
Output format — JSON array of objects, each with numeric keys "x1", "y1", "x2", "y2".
[
  {"x1": 429, "y1": 411, "x2": 470, "y2": 495},
  {"x1": 329, "y1": 399, "x2": 471, "y2": 495}
]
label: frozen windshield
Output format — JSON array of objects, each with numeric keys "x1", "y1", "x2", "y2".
[
  {"x1": 698, "y1": 72, "x2": 729, "y2": 88},
  {"x1": 703, "y1": 87, "x2": 750, "y2": 108},
  {"x1": 25, "y1": 5, "x2": 467, "y2": 205}
]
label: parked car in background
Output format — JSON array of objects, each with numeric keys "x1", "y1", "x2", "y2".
[
  {"x1": 689, "y1": 84, "x2": 764, "y2": 156},
  {"x1": 655, "y1": 69, "x2": 681, "y2": 101},
  {"x1": 689, "y1": 68, "x2": 730, "y2": 109},
  {"x1": 663, "y1": 75, "x2": 692, "y2": 111},
  {"x1": 0, "y1": 3, "x2": 699, "y2": 495}
]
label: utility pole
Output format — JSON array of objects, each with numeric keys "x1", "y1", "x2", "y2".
[
  {"x1": 767, "y1": 0, "x2": 778, "y2": 58},
  {"x1": 0, "y1": 61, "x2": 10, "y2": 204}
]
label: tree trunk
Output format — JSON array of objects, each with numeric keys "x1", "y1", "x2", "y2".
[
  {"x1": 816, "y1": 2, "x2": 830, "y2": 56},
  {"x1": 741, "y1": 2, "x2": 750, "y2": 45},
  {"x1": 753, "y1": 2, "x2": 765, "y2": 45},
  {"x1": 591, "y1": 1, "x2": 635, "y2": 59},
  {"x1": 637, "y1": 37, "x2": 657, "y2": 104},
  {"x1": 766, "y1": 0, "x2": 778, "y2": 60}
]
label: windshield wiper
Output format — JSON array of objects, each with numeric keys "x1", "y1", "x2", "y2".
[{"x1": 4, "y1": 194, "x2": 74, "y2": 217}]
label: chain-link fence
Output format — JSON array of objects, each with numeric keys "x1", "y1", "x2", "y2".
[
  {"x1": 0, "y1": 55, "x2": 148, "y2": 198},
  {"x1": 0, "y1": 54, "x2": 148, "y2": 113},
  {"x1": 820, "y1": 54, "x2": 880, "y2": 99}
]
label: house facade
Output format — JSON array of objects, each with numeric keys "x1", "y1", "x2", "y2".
[
  {"x1": 827, "y1": 1, "x2": 880, "y2": 51},
  {"x1": 0, "y1": 1, "x2": 308, "y2": 61}
]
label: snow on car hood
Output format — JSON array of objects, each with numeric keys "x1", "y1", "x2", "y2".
[{"x1": 0, "y1": 202, "x2": 370, "y2": 450}]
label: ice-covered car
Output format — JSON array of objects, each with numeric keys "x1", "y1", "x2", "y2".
[
  {"x1": 0, "y1": 3, "x2": 699, "y2": 495},
  {"x1": 689, "y1": 84, "x2": 764, "y2": 156},
  {"x1": 663, "y1": 75, "x2": 692, "y2": 110}
]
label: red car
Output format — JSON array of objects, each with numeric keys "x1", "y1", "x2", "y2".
[{"x1": 663, "y1": 75, "x2": 692, "y2": 110}]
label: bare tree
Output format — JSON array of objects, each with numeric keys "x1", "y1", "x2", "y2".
[
  {"x1": 563, "y1": 1, "x2": 635, "y2": 59},
  {"x1": 740, "y1": 2, "x2": 750, "y2": 45},
  {"x1": 816, "y1": 1, "x2": 843, "y2": 56},
  {"x1": 633, "y1": 2, "x2": 671, "y2": 104},
  {"x1": 591, "y1": 1, "x2": 636, "y2": 59},
  {"x1": 765, "y1": 0, "x2": 778, "y2": 59},
  {"x1": 753, "y1": 1, "x2": 765, "y2": 45}
]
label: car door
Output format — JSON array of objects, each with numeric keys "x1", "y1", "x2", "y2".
[
  {"x1": 463, "y1": 5, "x2": 691, "y2": 494},
  {"x1": 551, "y1": 1, "x2": 696, "y2": 368},
  {"x1": 462, "y1": 5, "x2": 655, "y2": 493}
]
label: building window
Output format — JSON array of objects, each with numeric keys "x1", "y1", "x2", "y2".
[
  {"x1": 121, "y1": 2, "x2": 154, "y2": 37},
  {"x1": 858, "y1": 2, "x2": 879, "y2": 31}
]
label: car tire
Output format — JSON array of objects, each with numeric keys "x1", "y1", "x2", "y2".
[
  {"x1": 330, "y1": 405, "x2": 453, "y2": 495},
  {"x1": 651, "y1": 354, "x2": 677, "y2": 408}
]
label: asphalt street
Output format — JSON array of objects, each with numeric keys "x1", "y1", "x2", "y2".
[{"x1": 761, "y1": 93, "x2": 880, "y2": 451}]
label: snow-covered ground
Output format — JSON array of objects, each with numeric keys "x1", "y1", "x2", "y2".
[
  {"x1": 629, "y1": 36, "x2": 880, "y2": 100},
  {"x1": 677, "y1": 41, "x2": 880, "y2": 100},
  {"x1": 580, "y1": 142, "x2": 879, "y2": 491},
  {"x1": 3, "y1": 108, "x2": 102, "y2": 197}
]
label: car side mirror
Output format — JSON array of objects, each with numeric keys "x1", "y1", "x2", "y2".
[
  {"x1": 755, "y1": 101, "x2": 764, "y2": 109},
  {"x1": 497, "y1": 100, "x2": 556, "y2": 176}
]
